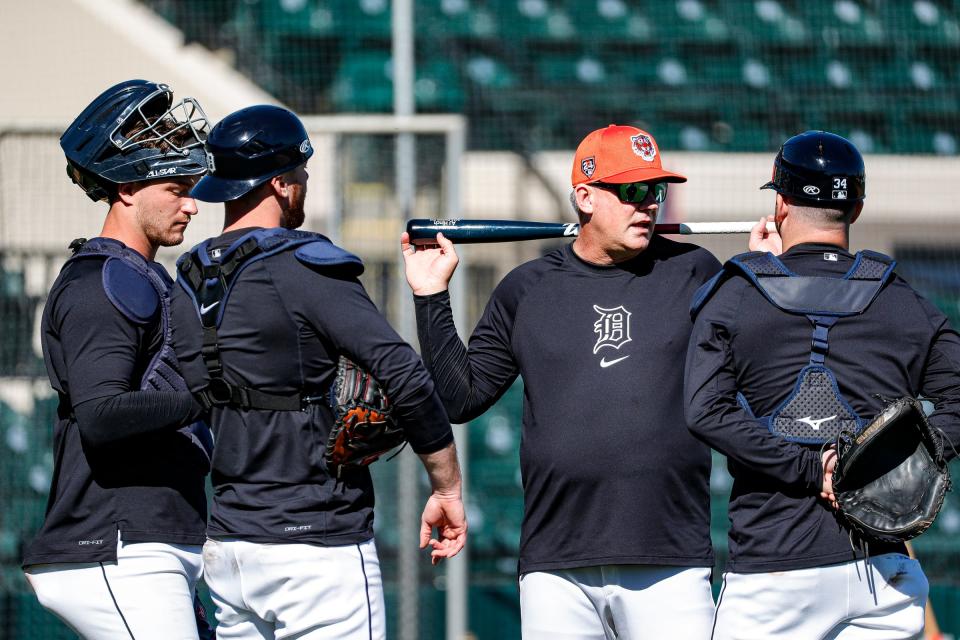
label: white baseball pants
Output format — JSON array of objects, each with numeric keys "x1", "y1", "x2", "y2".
[
  {"x1": 202, "y1": 538, "x2": 385, "y2": 640},
  {"x1": 712, "y1": 553, "x2": 927, "y2": 640},
  {"x1": 519, "y1": 565, "x2": 715, "y2": 639},
  {"x1": 24, "y1": 538, "x2": 203, "y2": 639}
]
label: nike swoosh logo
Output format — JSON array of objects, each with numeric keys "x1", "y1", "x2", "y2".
[
  {"x1": 199, "y1": 301, "x2": 220, "y2": 315},
  {"x1": 600, "y1": 355, "x2": 630, "y2": 368},
  {"x1": 797, "y1": 415, "x2": 837, "y2": 430}
]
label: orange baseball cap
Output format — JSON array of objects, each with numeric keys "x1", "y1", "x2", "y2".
[{"x1": 571, "y1": 124, "x2": 687, "y2": 186}]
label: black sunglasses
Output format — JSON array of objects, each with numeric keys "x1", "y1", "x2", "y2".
[{"x1": 592, "y1": 181, "x2": 668, "y2": 204}]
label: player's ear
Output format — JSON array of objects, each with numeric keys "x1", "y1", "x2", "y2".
[
  {"x1": 849, "y1": 201, "x2": 864, "y2": 225},
  {"x1": 116, "y1": 181, "x2": 139, "y2": 206},
  {"x1": 774, "y1": 193, "x2": 789, "y2": 224},
  {"x1": 575, "y1": 184, "x2": 595, "y2": 215},
  {"x1": 269, "y1": 175, "x2": 288, "y2": 198}
]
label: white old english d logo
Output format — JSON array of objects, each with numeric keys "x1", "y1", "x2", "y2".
[{"x1": 593, "y1": 305, "x2": 632, "y2": 353}]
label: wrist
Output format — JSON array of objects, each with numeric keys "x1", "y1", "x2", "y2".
[
  {"x1": 430, "y1": 486, "x2": 462, "y2": 500},
  {"x1": 430, "y1": 474, "x2": 462, "y2": 498},
  {"x1": 413, "y1": 284, "x2": 449, "y2": 297},
  {"x1": 430, "y1": 475, "x2": 462, "y2": 496}
]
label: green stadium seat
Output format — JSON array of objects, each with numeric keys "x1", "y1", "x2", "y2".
[
  {"x1": 332, "y1": 52, "x2": 394, "y2": 111},
  {"x1": 417, "y1": 0, "x2": 499, "y2": 39},
  {"x1": 572, "y1": 0, "x2": 656, "y2": 43},
  {"x1": 0, "y1": 265, "x2": 43, "y2": 376},
  {"x1": 534, "y1": 53, "x2": 610, "y2": 86},
  {"x1": 764, "y1": 50, "x2": 835, "y2": 90},
  {"x1": 796, "y1": 1, "x2": 887, "y2": 47},
  {"x1": 255, "y1": 32, "x2": 341, "y2": 112},
  {"x1": 856, "y1": 56, "x2": 916, "y2": 90},
  {"x1": 332, "y1": 53, "x2": 465, "y2": 112},
  {"x1": 416, "y1": 60, "x2": 466, "y2": 111},
  {"x1": 896, "y1": 105, "x2": 960, "y2": 155},
  {"x1": 655, "y1": 0, "x2": 732, "y2": 44},
  {"x1": 718, "y1": 0, "x2": 810, "y2": 44},
  {"x1": 738, "y1": 106, "x2": 806, "y2": 151},
  {"x1": 682, "y1": 43, "x2": 742, "y2": 87},
  {"x1": 489, "y1": 0, "x2": 576, "y2": 42},
  {"x1": 259, "y1": 0, "x2": 338, "y2": 37},
  {"x1": 598, "y1": 47, "x2": 665, "y2": 89},
  {"x1": 723, "y1": 119, "x2": 774, "y2": 151},
  {"x1": 910, "y1": 52, "x2": 960, "y2": 91},
  {"x1": 878, "y1": 1, "x2": 960, "y2": 47},
  {"x1": 463, "y1": 54, "x2": 518, "y2": 89},
  {"x1": 342, "y1": 0, "x2": 392, "y2": 40}
]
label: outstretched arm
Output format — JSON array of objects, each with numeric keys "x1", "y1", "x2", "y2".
[{"x1": 402, "y1": 232, "x2": 520, "y2": 423}]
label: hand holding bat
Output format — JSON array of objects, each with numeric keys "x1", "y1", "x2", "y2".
[{"x1": 400, "y1": 231, "x2": 460, "y2": 296}]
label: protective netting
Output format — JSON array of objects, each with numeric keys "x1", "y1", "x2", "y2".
[
  {"x1": 3, "y1": 0, "x2": 960, "y2": 637},
  {"x1": 146, "y1": 0, "x2": 960, "y2": 154}
]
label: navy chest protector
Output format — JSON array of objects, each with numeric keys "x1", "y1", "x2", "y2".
[
  {"x1": 691, "y1": 250, "x2": 896, "y2": 444},
  {"x1": 66, "y1": 238, "x2": 213, "y2": 460},
  {"x1": 176, "y1": 228, "x2": 363, "y2": 410}
]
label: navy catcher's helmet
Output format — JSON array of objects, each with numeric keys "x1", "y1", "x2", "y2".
[
  {"x1": 190, "y1": 105, "x2": 314, "y2": 203},
  {"x1": 761, "y1": 130, "x2": 865, "y2": 204},
  {"x1": 61, "y1": 80, "x2": 209, "y2": 202}
]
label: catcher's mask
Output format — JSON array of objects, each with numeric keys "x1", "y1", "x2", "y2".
[{"x1": 61, "y1": 79, "x2": 209, "y2": 202}]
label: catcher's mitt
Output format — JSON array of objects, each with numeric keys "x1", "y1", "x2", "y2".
[
  {"x1": 833, "y1": 397, "x2": 951, "y2": 543},
  {"x1": 325, "y1": 356, "x2": 405, "y2": 476}
]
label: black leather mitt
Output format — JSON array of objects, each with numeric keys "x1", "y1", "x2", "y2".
[{"x1": 833, "y1": 397, "x2": 951, "y2": 543}]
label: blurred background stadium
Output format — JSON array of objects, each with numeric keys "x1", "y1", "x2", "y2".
[{"x1": 1, "y1": 0, "x2": 960, "y2": 637}]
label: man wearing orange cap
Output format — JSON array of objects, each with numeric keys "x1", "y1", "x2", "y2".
[{"x1": 401, "y1": 125, "x2": 726, "y2": 638}]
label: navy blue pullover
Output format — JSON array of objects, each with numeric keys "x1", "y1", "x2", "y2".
[
  {"x1": 24, "y1": 246, "x2": 208, "y2": 566},
  {"x1": 415, "y1": 237, "x2": 720, "y2": 574},
  {"x1": 685, "y1": 243, "x2": 960, "y2": 573},
  {"x1": 170, "y1": 228, "x2": 453, "y2": 545}
]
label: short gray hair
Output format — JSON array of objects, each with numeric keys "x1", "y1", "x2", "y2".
[
  {"x1": 569, "y1": 190, "x2": 583, "y2": 216},
  {"x1": 785, "y1": 197, "x2": 857, "y2": 229}
]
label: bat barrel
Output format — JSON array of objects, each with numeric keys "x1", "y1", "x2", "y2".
[{"x1": 406, "y1": 219, "x2": 579, "y2": 244}]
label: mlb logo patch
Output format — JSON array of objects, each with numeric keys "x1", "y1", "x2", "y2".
[
  {"x1": 630, "y1": 134, "x2": 656, "y2": 161},
  {"x1": 832, "y1": 190, "x2": 848, "y2": 199},
  {"x1": 581, "y1": 156, "x2": 596, "y2": 178}
]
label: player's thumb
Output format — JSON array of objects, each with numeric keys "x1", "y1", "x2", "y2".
[{"x1": 419, "y1": 515, "x2": 432, "y2": 549}]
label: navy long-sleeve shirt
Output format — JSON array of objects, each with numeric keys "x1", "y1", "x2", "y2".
[
  {"x1": 24, "y1": 247, "x2": 208, "y2": 567},
  {"x1": 685, "y1": 242, "x2": 960, "y2": 573},
  {"x1": 170, "y1": 228, "x2": 453, "y2": 545},
  {"x1": 416, "y1": 237, "x2": 720, "y2": 574}
]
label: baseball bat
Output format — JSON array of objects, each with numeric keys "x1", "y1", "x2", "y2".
[{"x1": 406, "y1": 219, "x2": 775, "y2": 245}]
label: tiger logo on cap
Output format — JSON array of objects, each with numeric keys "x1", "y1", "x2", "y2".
[{"x1": 631, "y1": 134, "x2": 656, "y2": 162}]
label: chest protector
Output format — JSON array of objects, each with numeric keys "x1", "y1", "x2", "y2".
[
  {"x1": 691, "y1": 250, "x2": 896, "y2": 444},
  {"x1": 66, "y1": 238, "x2": 214, "y2": 461},
  {"x1": 176, "y1": 228, "x2": 363, "y2": 410}
]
